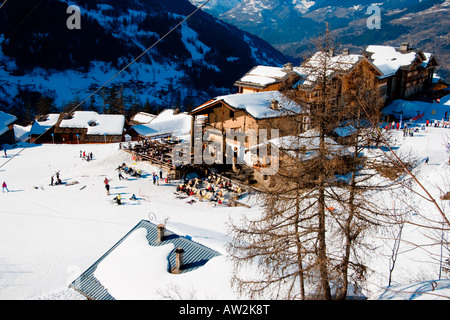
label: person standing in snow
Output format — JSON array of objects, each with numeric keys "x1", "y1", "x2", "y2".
[
  {"x1": 2, "y1": 181, "x2": 9, "y2": 193},
  {"x1": 152, "y1": 173, "x2": 156, "y2": 185},
  {"x1": 118, "y1": 171, "x2": 124, "y2": 180},
  {"x1": 159, "y1": 169, "x2": 163, "y2": 179},
  {"x1": 425, "y1": 156, "x2": 429, "y2": 165}
]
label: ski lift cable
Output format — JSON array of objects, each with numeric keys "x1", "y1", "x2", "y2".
[
  {"x1": 0, "y1": 0, "x2": 212, "y2": 170},
  {"x1": 0, "y1": 0, "x2": 8, "y2": 11},
  {"x1": 0, "y1": 0, "x2": 45, "y2": 47}
]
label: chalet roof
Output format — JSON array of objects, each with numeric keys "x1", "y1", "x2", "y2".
[
  {"x1": 247, "y1": 129, "x2": 350, "y2": 160},
  {"x1": 293, "y1": 52, "x2": 375, "y2": 89},
  {"x1": 68, "y1": 219, "x2": 221, "y2": 300},
  {"x1": 131, "y1": 109, "x2": 192, "y2": 139},
  {"x1": 190, "y1": 91, "x2": 302, "y2": 120},
  {"x1": 59, "y1": 111, "x2": 125, "y2": 135},
  {"x1": 364, "y1": 45, "x2": 437, "y2": 78},
  {"x1": 29, "y1": 113, "x2": 60, "y2": 136},
  {"x1": 0, "y1": 111, "x2": 17, "y2": 136},
  {"x1": 130, "y1": 111, "x2": 157, "y2": 124},
  {"x1": 234, "y1": 65, "x2": 294, "y2": 89}
]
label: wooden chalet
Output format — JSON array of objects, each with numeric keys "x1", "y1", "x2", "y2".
[
  {"x1": 293, "y1": 49, "x2": 385, "y2": 105},
  {"x1": 0, "y1": 111, "x2": 17, "y2": 146},
  {"x1": 189, "y1": 91, "x2": 304, "y2": 164},
  {"x1": 30, "y1": 111, "x2": 125, "y2": 144},
  {"x1": 363, "y1": 43, "x2": 439, "y2": 102},
  {"x1": 234, "y1": 63, "x2": 299, "y2": 93}
]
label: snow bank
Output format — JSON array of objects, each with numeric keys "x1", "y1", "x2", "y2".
[
  {"x1": 370, "y1": 280, "x2": 450, "y2": 300},
  {"x1": 383, "y1": 94, "x2": 450, "y2": 121}
]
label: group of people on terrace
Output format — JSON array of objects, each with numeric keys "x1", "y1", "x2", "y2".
[
  {"x1": 123, "y1": 139, "x2": 174, "y2": 166},
  {"x1": 176, "y1": 174, "x2": 244, "y2": 205}
]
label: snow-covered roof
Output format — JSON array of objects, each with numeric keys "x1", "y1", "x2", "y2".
[
  {"x1": 191, "y1": 91, "x2": 302, "y2": 119},
  {"x1": 294, "y1": 52, "x2": 364, "y2": 88},
  {"x1": 130, "y1": 112, "x2": 156, "y2": 124},
  {"x1": 131, "y1": 109, "x2": 192, "y2": 138},
  {"x1": 69, "y1": 220, "x2": 221, "y2": 300},
  {"x1": 235, "y1": 65, "x2": 291, "y2": 88},
  {"x1": 29, "y1": 113, "x2": 60, "y2": 136},
  {"x1": 0, "y1": 111, "x2": 17, "y2": 136},
  {"x1": 365, "y1": 45, "x2": 432, "y2": 78},
  {"x1": 59, "y1": 111, "x2": 125, "y2": 135},
  {"x1": 247, "y1": 129, "x2": 349, "y2": 160}
]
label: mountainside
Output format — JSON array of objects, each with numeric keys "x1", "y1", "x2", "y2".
[
  {"x1": 0, "y1": 0, "x2": 288, "y2": 125},
  {"x1": 195, "y1": 0, "x2": 449, "y2": 79}
]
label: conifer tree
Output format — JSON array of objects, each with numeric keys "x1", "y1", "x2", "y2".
[{"x1": 228, "y1": 26, "x2": 394, "y2": 300}]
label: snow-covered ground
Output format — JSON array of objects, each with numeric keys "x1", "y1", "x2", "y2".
[{"x1": 0, "y1": 96, "x2": 449, "y2": 300}]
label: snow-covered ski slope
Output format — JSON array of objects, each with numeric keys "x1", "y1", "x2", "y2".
[{"x1": 0, "y1": 96, "x2": 449, "y2": 299}]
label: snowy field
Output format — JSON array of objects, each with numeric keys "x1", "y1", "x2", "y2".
[
  {"x1": 0, "y1": 141, "x2": 249, "y2": 299},
  {"x1": 1, "y1": 98, "x2": 450, "y2": 300}
]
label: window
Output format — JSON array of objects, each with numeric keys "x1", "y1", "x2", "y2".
[{"x1": 229, "y1": 109, "x2": 235, "y2": 119}]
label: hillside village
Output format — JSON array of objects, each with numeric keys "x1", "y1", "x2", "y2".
[
  {"x1": 4, "y1": 43, "x2": 447, "y2": 184},
  {"x1": 1, "y1": 42, "x2": 450, "y2": 301}
]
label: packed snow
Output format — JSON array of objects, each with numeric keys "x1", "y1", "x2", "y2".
[{"x1": 0, "y1": 96, "x2": 449, "y2": 300}]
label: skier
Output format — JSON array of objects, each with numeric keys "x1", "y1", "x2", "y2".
[
  {"x1": 425, "y1": 156, "x2": 429, "y2": 165},
  {"x1": 104, "y1": 177, "x2": 109, "y2": 185},
  {"x1": 105, "y1": 183, "x2": 110, "y2": 195},
  {"x1": 130, "y1": 194, "x2": 137, "y2": 200},
  {"x1": 51, "y1": 175, "x2": 54, "y2": 186},
  {"x1": 152, "y1": 173, "x2": 156, "y2": 185},
  {"x1": 159, "y1": 169, "x2": 163, "y2": 179},
  {"x1": 2, "y1": 181, "x2": 9, "y2": 193},
  {"x1": 118, "y1": 171, "x2": 124, "y2": 180}
]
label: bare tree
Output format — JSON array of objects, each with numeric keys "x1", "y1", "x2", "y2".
[{"x1": 227, "y1": 24, "x2": 424, "y2": 299}]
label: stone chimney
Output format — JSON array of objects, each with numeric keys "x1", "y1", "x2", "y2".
[
  {"x1": 400, "y1": 42, "x2": 409, "y2": 53},
  {"x1": 328, "y1": 48, "x2": 335, "y2": 57},
  {"x1": 342, "y1": 48, "x2": 350, "y2": 56},
  {"x1": 271, "y1": 100, "x2": 279, "y2": 110},
  {"x1": 282, "y1": 62, "x2": 293, "y2": 72},
  {"x1": 173, "y1": 247, "x2": 184, "y2": 274},
  {"x1": 156, "y1": 224, "x2": 165, "y2": 243}
]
